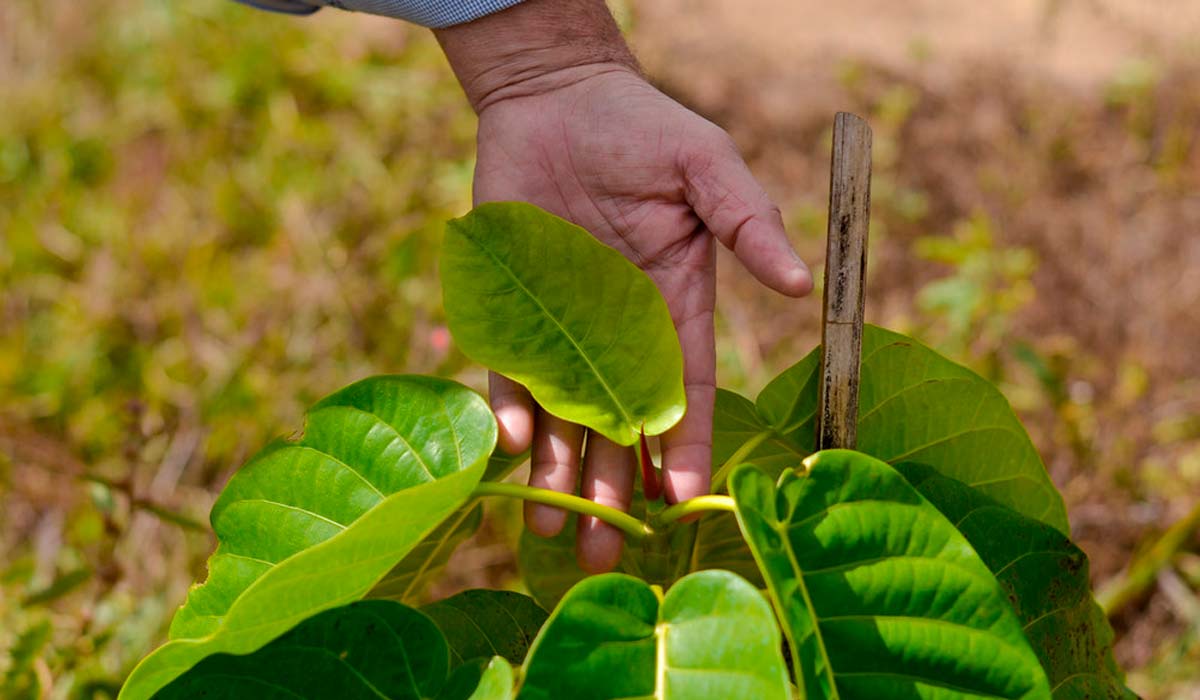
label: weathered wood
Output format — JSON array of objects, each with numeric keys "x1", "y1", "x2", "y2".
[{"x1": 816, "y1": 112, "x2": 872, "y2": 451}]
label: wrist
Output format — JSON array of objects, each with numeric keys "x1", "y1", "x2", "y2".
[{"x1": 434, "y1": 0, "x2": 640, "y2": 113}]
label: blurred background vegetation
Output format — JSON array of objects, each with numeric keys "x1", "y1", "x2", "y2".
[{"x1": 1, "y1": 0, "x2": 1198, "y2": 697}]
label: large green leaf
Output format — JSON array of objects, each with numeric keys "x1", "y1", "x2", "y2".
[
  {"x1": 713, "y1": 325, "x2": 1068, "y2": 534},
  {"x1": 442, "y1": 202, "x2": 686, "y2": 446},
  {"x1": 518, "y1": 570, "x2": 790, "y2": 700},
  {"x1": 897, "y1": 463, "x2": 1134, "y2": 699},
  {"x1": 121, "y1": 376, "x2": 497, "y2": 700},
  {"x1": 154, "y1": 600, "x2": 449, "y2": 699},
  {"x1": 421, "y1": 589, "x2": 548, "y2": 667},
  {"x1": 729, "y1": 451, "x2": 1052, "y2": 700}
]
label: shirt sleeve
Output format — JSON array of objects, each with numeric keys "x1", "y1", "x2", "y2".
[{"x1": 232, "y1": 0, "x2": 526, "y2": 28}]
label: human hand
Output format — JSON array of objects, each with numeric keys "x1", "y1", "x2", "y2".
[{"x1": 435, "y1": 0, "x2": 812, "y2": 573}]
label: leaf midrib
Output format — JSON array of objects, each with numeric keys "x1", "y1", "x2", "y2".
[
  {"x1": 463, "y1": 228, "x2": 636, "y2": 432},
  {"x1": 773, "y1": 512, "x2": 839, "y2": 700},
  {"x1": 232, "y1": 499, "x2": 347, "y2": 532},
  {"x1": 325, "y1": 405, "x2": 438, "y2": 483}
]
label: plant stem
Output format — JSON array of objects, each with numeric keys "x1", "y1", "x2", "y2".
[
  {"x1": 710, "y1": 429, "x2": 773, "y2": 492},
  {"x1": 653, "y1": 495, "x2": 737, "y2": 528},
  {"x1": 472, "y1": 481, "x2": 652, "y2": 540}
]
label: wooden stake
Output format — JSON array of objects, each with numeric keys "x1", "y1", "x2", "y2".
[{"x1": 816, "y1": 112, "x2": 872, "y2": 451}]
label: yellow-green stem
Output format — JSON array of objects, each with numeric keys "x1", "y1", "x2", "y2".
[
  {"x1": 653, "y1": 495, "x2": 736, "y2": 528},
  {"x1": 472, "y1": 481, "x2": 652, "y2": 540}
]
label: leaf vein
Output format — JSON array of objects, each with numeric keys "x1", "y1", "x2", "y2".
[{"x1": 464, "y1": 228, "x2": 636, "y2": 430}]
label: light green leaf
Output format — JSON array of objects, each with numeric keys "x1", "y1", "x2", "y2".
[
  {"x1": 442, "y1": 202, "x2": 686, "y2": 446},
  {"x1": 714, "y1": 325, "x2": 1068, "y2": 534},
  {"x1": 712, "y1": 384, "x2": 810, "y2": 479},
  {"x1": 121, "y1": 376, "x2": 497, "y2": 700},
  {"x1": 440, "y1": 657, "x2": 515, "y2": 700},
  {"x1": 730, "y1": 451, "x2": 1052, "y2": 700},
  {"x1": 468, "y1": 658, "x2": 514, "y2": 700},
  {"x1": 897, "y1": 463, "x2": 1134, "y2": 699},
  {"x1": 421, "y1": 589, "x2": 547, "y2": 667},
  {"x1": 518, "y1": 570, "x2": 791, "y2": 700},
  {"x1": 154, "y1": 600, "x2": 449, "y2": 699}
]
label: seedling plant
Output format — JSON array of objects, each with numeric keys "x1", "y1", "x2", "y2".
[{"x1": 120, "y1": 202, "x2": 1133, "y2": 700}]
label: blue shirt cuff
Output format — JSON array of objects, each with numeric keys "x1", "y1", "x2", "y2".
[
  {"x1": 233, "y1": 0, "x2": 319, "y2": 16},
  {"x1": 233, "y1": 0, "x2": 526, "y2": 28}
]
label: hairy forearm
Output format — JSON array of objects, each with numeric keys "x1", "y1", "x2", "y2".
[{"x1": 434, "y1": 0, "x2": 640, "y2": 113}]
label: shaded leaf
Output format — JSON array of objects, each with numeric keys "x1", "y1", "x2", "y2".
[
  {"x1": 518, "y1": 570, "x2": 790, "y2": 700},
  {"x1": 898, "y1": 463, "x2": 1134, "y2": 699},
  {"x1": 442, "y1": 202, "x2": 685, "y2": 446},
  {"x1": 730, "y1": 451, "x2": 1051, "y2": 700},
  {"x1": 121, "y1": 376, "x2": 497, "y2": 700},
  {"x1": 155, "y1": 600, "x2": 448, "y2": 699},
  {"x1": 421, "y1": 589, "x2": 547, "y2": 667}
]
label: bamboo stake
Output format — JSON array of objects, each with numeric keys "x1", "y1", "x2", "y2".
[{"x1": 816, "y1": 112, "x2": 873, "y2": 450}]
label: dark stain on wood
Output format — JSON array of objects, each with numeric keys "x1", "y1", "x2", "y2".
[{"x1": 816, "y1": 112, "x2": 873, "y2": 452}]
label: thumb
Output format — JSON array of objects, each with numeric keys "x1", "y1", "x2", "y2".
[{"x1": 682, "y1": 132, "x2": 813, "y2": 297}]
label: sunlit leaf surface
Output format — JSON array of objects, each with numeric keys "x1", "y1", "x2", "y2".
[
  {"x1": 443, "y1": 202, "x2": 686, "y2": 446},
  {"x1": 121, "y1": 376, "x2": 496, "y2": 700},
  {"x1": 730, "y1": 451, "x2": 1051, "y2": 700}
]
